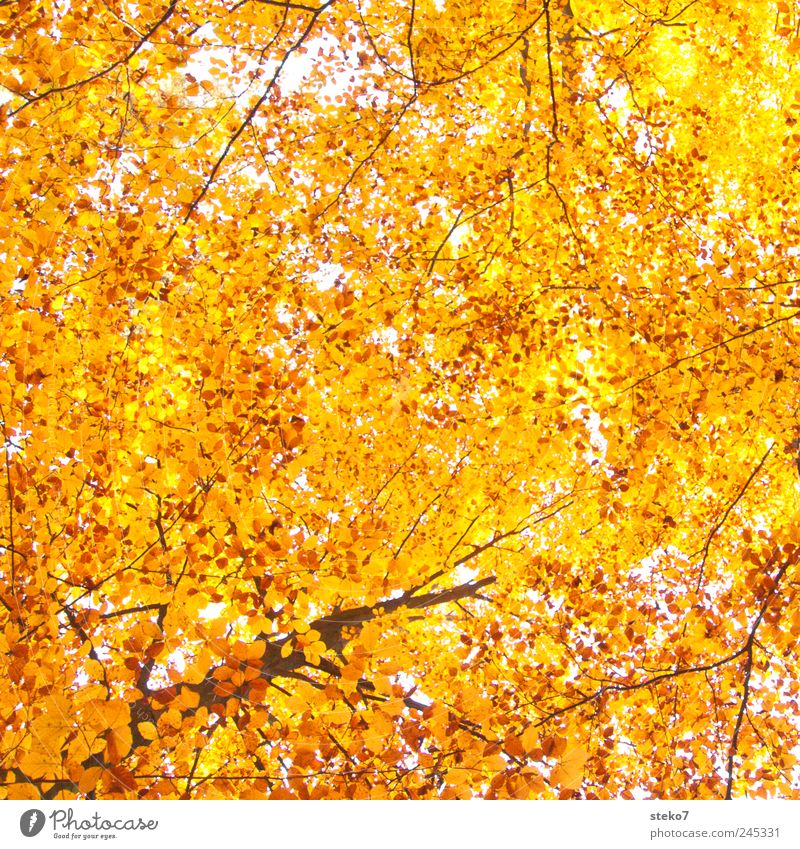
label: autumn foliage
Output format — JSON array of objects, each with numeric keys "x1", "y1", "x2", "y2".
[{"x1": 2, "y1": 0, "x2": 800, "y2": 800}]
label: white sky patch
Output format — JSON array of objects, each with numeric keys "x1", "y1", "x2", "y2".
[
  {"x1": 452, "y1": 564, "x2": 479, "y2": 585},
  {"x1": 183, "y1": 23, "x2": 377, "y2": 105},
  {"x1": 274, "y1": 301, "x2": 295, "y2": 325},
  {"x1": 370, "y1": 325, "x2": 399, "y2": 355},
  {"x1": 199, "y1": 601, "x2": 227, "y2": 620},
  {"x1": 3, "y1": 429, "x2": 31, "y2": 455},
  {"x1": 167, "y1": 650, "x2": 186, "y2": 674},
  {"x1": 313, "y1": 262, "x2": 344, "y2": 291},
  {"x1": 393, "y1": 670, "x2": 432, "y2": 706},
  {"x1": 292, "y1": 470, "x2": 310, "y2": 490}
]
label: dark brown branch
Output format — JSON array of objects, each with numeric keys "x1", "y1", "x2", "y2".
[
  {"x1": 725, "y1": 645, "x2": 754, "y2": 800},
  {"x1": 62, "y1": 604, "x2": 111, "y2": 694},
  {"x1": 10, "y1": 1, "x2": 178, "y2": 116},
  {"x1": 367, "y1": 437, "x2": 422, "y2": 509},
  {"x1": 235, "y1": 0, "x2": 328, "y2": 10},
  {"x1": 530, "y1": 644, "x2": 751, "y2": 728},
  {"x1": 694, "y1": 443, "x2": 774, "y2": 591},
  {"x1": 425, "y1": 13, "x2": 545, "y2": 90},
  {"x1": 426, "y1": 210, "x2": 464, "y2": 275},
  {"x1": 526, "y1": 546, "x2": 798, "y2": 801},
  {"x1": 406, "y1": 0, "x2": 418, "y2": 92},
  {"x1": 543, "y1": 0, "x2": 559, "y2": 140},
  {"x1": 0, "y1": 408, "x2": 16, "y2": 617},
  {"x1": 184, "y1": 746, "x2": 203, "y2": 799},
  {"x1": 395, "y1": 494, "x2": 440, "y2": 556},
  {"x1": 99, "y1": 603, "x2": 164, "y2": 620},
  {"x1": 176, "y1": 573, "x2": 498, "y2": 717},
  {"x1": 454, "y1": 499, "x2": 572, "y2": 569},
  {"x1": 0, "y1": 769, "x2": 78, "y2": 799},
  {"x1": 621, "y1": 310, "x2": 800, "y2": 396},
  {"x1": 316, "y1": 96, "x2": 417, "y2": 221},
  {"x1": 724, "y1": 547, "x2": 796, "y2": 798},
  {"x1": 177, "y1": 1, "x2": 334, "y2": 230}
]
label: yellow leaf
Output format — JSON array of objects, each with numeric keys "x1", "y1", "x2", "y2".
[
  {"x1": 551, "y1": 744, "x2": 589, "y2": 791},
  {"x1": 36, "y1": 693, "x2": 74, "y2": 735},
  {"x1": 522, "y1": 724, "x2": 540, "y2": 755},
  {"x1": 19, "y1": 744, "x2": 63, "y2": 780},
  {"x1": 6, "y1": 783, "x2": 41, "y2": 800},
  {"x1": 137, "y1": 722, "x2": 158, "y2": 741},
  {"x1": 247, "y1": 641, "x2": 267, "y2": 660},
  {"x1": 179, "y1": 687, "x2": 201, "y2": 709},
  {"x1": 483, "y1": 754, "x2": 508, "y2": 772},
  {"x1": 87, "y1": 699, "x2": 130, "y2": 732},
  {"x1": 341, "y1": 662, "x2": 362, "y2": 681},
  {"x1": 106, "y1": 726, "x2": 132, "y2": 763},
  {"x1": 78, "y1": 766, "x2": 104, "y2": 794},
  {"x1": 286, "y1": 693, "x2": 307, "y2": 713},
  {"x1": 382, "y1": 698, "x2": 405, "y2": 717},
  {"x1": 327, "y1": 705, "x2": 351, "y2": 725}
]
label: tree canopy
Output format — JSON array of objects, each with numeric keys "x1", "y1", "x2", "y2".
[{"x1": 2, "y1": 0, "x2": 800, "y2": 800}]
